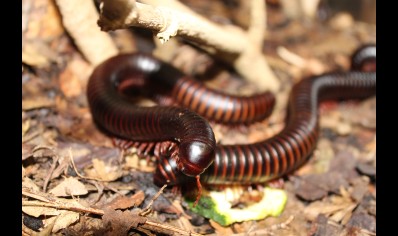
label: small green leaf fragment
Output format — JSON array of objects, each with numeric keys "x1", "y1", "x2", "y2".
[{"x1": 187, "y1": 187, "x2": 287, "y2": 226}]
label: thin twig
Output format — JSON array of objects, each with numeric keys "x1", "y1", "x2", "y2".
[
  {"x1": 277, "y1": 46, "x2": 306, "y2": 68},
  {"x1": 357, "y1": 228, "x2": 376, "y2": 236},
  {"x1": 136, "y1": 227, "x2": 156, "y2": 236},
  {"x1": 68, "y1": 148, "x2": 107, "y2": 182},
  {"x1": 268, "y1": 215, "x2": 295, "y2": 231},
  {"x1": 86, "y1": 179, "x2": 105, "y2": 204},
  {"x1": 22, "y1": 188, "x2": 53, "y2": 203},
  {"x1": 22, "y1": 200, "x2": 104, "y2": 215},
  {"x1": 32, "y1": 145, "x2": 55, "y2": 154},
  {"x1": 22, "y1": 130, "x2": 41, "y2": 143},
  {"x1": 139, "y1": 184, "x2": 167, "y2": 216},
  {"x1": 43, "y1": 155, "x2": 60, "y2": 192},
  {"x1": 142, "y1": 221, "x2": 203, "y2": 236},
  {"x1": 231, "y1": 215, "x2": 295, "y2": 236},
  {"x1": 22, "y1": 186, "x2": 104, "y2": 215}
]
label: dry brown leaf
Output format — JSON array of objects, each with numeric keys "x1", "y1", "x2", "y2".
[
  {"x1": 22, "y1": 166, "x2": 26, "y2": 179},
  {"x1": 56, "y1": 196, "x2": 88, "y2": 209},
  {"x1": 22, "y1": 97, "x2": 55, "y2": 111},
  {"x1": 22, "y1": 201, "x2": 61, "y2": 217},
  {"x1": 69, "y1": 57, "x2": 93, "y2": 82},
  {"x1": 22, "y1": 119, "x2": 30, "y2": 137},
  {"x1": 171, "y1": 200, "x2": 189, "y2": 218},
  {"x1": 125, "y1": 154, "x2": 156, "y2": 172},
  {"x1": 59, "y1": 65, "x2": 82, "y2": 98},
  {"x1": 106, "y1": 191, "x2": 145, "y2": 210},
  {"x1": 320, "y1": 110, "x2": 341, "y2": 130},
  {"x1": 209, "y1": 219, "x2": 234, "y2": 235},
  {"x1": 85, "y1": 158, "x2": 123, "y2": 181},
  {"x1": 125, "y1": 154, "x2": 140, "y2": 169},
  {"x1": 49, "y1": 177, "x2": 88, "y2": 197},
  {"x1": 312, "y1": 138, "x2": 334, "y2": 173},
  {"x1": 54, "y1": 95, "x2": 68, "y2": 113},
  {"x1": 102, "y1": 208, "x2": 147, "y2": 235},
  {"x1": 329, "y1": 13, "x2": 354, "y2": 31},
  {"x1": 153, "y1": 37, "x2": 179, "y2": 61},
  {"x1": 338, "y1": 187, "x2": 352, "y2": 200},
  {"x1": 22, "y1": 190, "x2": 97, "y2": 217},
  {"x1": 336, "y1": 122, "x2": 352, "y2": 136},
  {"x1": 50, "y1": 157, "x2": 70, "y2": 180},
  {"x1": 105, "y1": 181, "x2": 138, "y2": 192},
  {"x1": 24, "y1": 165, "x2": 40, "y2": 177},
  {"x1": 22, "y1": 177, "x2": 41, "y2": 191},
  {"x1": 305, "y1": 58, "x2": 326, "y2": 75},
  {"x1": 51, "y1": 211, "x2": 80, "y2": 233},
  {"x1": 22, "y1": 43, "x2": 51, "y2": 67},
  {"x1": 303, "y1": 200, "x2": 354, "y2": 222},
  {"x1": 24, "y1": 0, "x2": 64, "y2": 40},
  {"x1": 176, "y1": 216, "x2": 195, "y2": 234},
  {"x1": 329, "y1": 203, "x2": 356, "y2": 223},
  {"x1": 38, "y1": 215, "x2": 57, "y2": 236}
]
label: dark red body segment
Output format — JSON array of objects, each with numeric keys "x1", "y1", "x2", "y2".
[{"x1": 171, "y1": 78, "x2": 275, "y2": 124}]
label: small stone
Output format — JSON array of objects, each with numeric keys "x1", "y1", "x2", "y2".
[
  {"x1": 356, "y1": 162, "x2": 376, "y2": 177},
  {"x1": 329, "y1": 13, "x2": 354, "y2": 30},
  {"x1": 308, "y1": 214, "x2": 343, "y2": 236},
  {"x1": 294, "y1": 175, "x2": 328, "y2": 201},
  {"x1": 336, "y1": 122, "x2": 352, "y2": 136},
  {"x1": 346, "y1": 212, "x2": 376, "y2": 233}
]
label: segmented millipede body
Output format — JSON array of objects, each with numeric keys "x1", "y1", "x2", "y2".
[
  {"x1": 87, "y1": 53, "x2": 276, "y2": 178},
  {"x1": 154, "y1": 45, "x2": 376, "y2": 185},
  {"x1": 87, "y1": 56, "x2": 217, "y2": 177},
  {"x1": 88, "y1": 53, "x2": 275, "y2": 125}
]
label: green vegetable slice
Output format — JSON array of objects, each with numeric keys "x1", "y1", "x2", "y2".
[{"x1": 187, "y1": 187, "x2": 287, "y2": 226}]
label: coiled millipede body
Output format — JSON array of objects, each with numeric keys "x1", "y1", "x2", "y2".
[
  {"x1": 87, "y1": 61, "x2": 215, "y2": 177},
  {"x1": 87, "y1": 53, "x2": 275, "y2": 177},
  {"x1": 88, "y1": 53, "x2": 275, "y2": 125},
  {"x1": 87, "y1": 45, "x2": 375, "y2": 187}
]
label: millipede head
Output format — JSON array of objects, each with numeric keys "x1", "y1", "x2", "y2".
[
  {"x1": 178, "y1": 140, "x2": 215, "y2": 177},
  {"x1": 351, "y1": 44, "x2": 376, "y2": 72}
]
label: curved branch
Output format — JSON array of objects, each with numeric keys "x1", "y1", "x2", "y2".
[
  {"x1": 98, "y1": 0, "x2": 280, "y2": 92},
  {"x1": 55, "y1": 0, "x2": 118, "y2": 66},
  {"x1": 99, "y1": 1, "x2": 247, "y2": 52},
  {"x1": 248, "y1": 0, "x2": 267, "y2": 50}
]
